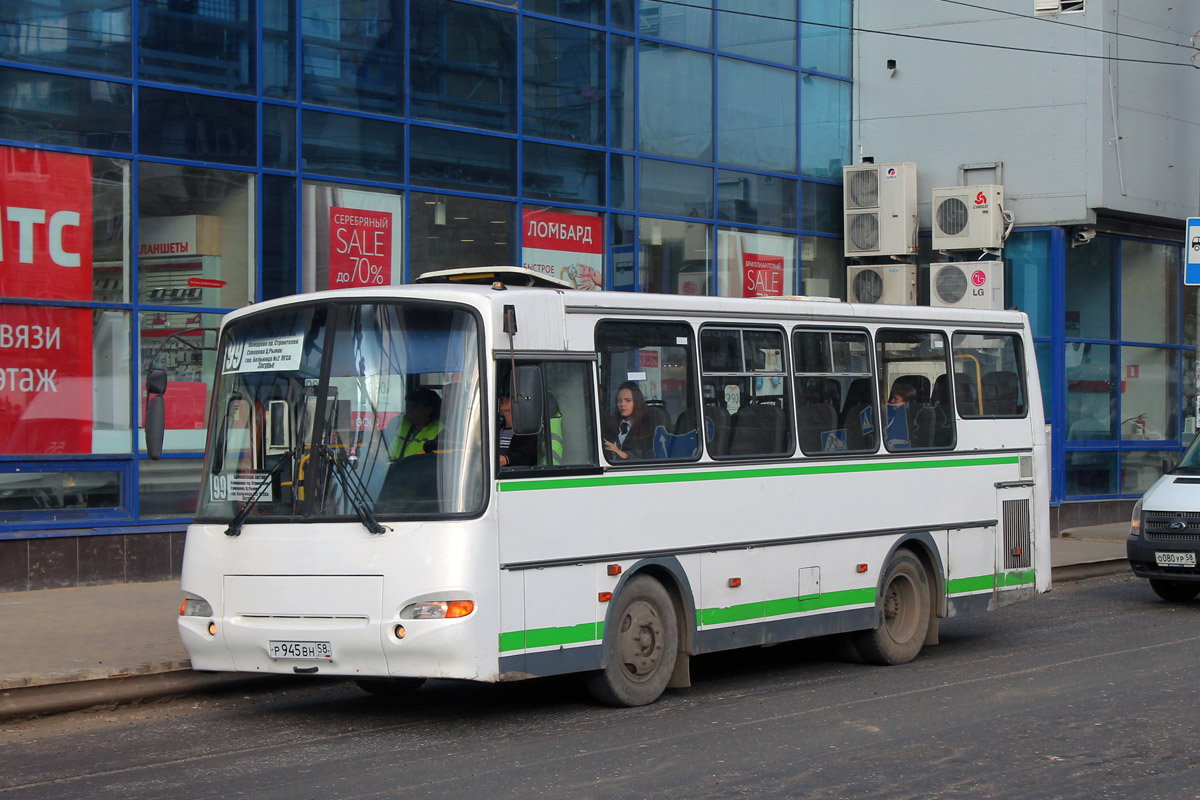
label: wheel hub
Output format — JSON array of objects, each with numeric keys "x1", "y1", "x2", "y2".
[{"x1": 618, "y1": 599, "x2": 664, "y2": 681}]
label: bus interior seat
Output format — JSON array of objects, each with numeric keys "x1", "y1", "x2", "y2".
[
  {"x1": 644, "y1": 399, "x2": 671, "y2": 436},
  {"x1": 839, "y1": 378, "x2": 875, "y2": 451},
  {"x1": 981, "y1": 371, "x2": 1021, "y2": 415},
  {"x1": 954, "y1": 373, "x2": 980, "y2": 416},
  {"x1": 927, "y1": 374, "x2": 956, "y2": 446},
  {"x1": 675, "y1": 404, "x2": 731, "y2": 456},
  {"x1": 729, "y1": 402, "x2": 786, "y2": 456},
  {"x1": 796, "y1": 401, "x2": 838, "y2": 453}
]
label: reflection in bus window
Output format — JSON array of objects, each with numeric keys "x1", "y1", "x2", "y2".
[
  {"x1": 701, "y1": 326, "x2": 793, "y2": 458},
  {"x1": 793, "y1": 328, "x2": 877, "y2": 454},
  {"x1": 876, "y1": 329, "x2": 954, "y2": 451},
  {"x1": 596, "y1": 321, "x2": 699, "y2": 462},
  {"x1": 952, "y1": 332, "x2": 1027, "y2": 418}
]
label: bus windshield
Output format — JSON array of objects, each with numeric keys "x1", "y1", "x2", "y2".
[{"x1": 197, "y1": 301, "x2": 484, "y2": 523}]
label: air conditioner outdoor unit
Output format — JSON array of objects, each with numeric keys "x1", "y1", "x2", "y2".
[
  {"x1": 843, "y1": 162, "x2": 918, "y2": 257},
  {"x1": 847, "y1": 264, "x2": 917, "y2": 306},
  {"x1": 929, "y1": 261, "x2": 1005, "y2": 310},
  {"x1": 931, "y1": 185, "x2": 1006, "y2": 251}
]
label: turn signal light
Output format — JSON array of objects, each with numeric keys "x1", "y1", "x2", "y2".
[
  {"x1": 207, "y1": 621, "x2": 217, "y2": 636},
  {"x1": 856, "y1": 564, "x2": 869, "y2": 574},
  {"x1": 607, "y1": 564, "x2": 622, "y2": 576},
  {"x1": 394, "y1": 624, "x2": 407, "y2": 639},
  {"x1": 445, "y1": 600, "x2": 475, "y2": 618},
  {"x1": 400, "y1": 600, "x2": 476, "y2": 619},
  {"x1": 728, "y1": 577, "x2": 741, "y2": 588},
  {"x1": 598, "y1": 592, "x2": 612, "y2": 602}
]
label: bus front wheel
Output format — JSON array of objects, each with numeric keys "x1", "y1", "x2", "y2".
[
  {"x1": 856, "y1": 550, "x2": 931, "y2": 666},
  {"x1": 588, "y1": 575, "x2": 679, "y2": 707}
]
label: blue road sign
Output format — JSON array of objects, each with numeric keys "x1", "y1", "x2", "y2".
[{"x1": 1187, "y1": 218, "x2": 1200, "y2": 286}]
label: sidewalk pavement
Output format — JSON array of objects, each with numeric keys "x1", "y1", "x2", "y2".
[{"x1": 0, "y1": 524, "x2": 1132, "y2": 722}]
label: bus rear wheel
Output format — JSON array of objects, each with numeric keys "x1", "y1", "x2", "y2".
[
  {"x1": 355, "y1": 677, "x2": 426, "y2": 697},
  {"x1": 1149, "y1": 579, "x2": 1200, "y2": 603},
  {"x1": 587, "y1": 575, "x2": 678, "y2": 707},
  {"x1": 855, "y1": 550, "x2": 930, "y2": 666}
]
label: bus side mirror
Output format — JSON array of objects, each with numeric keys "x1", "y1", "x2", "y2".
[
  {"x1": 511, "y1": 365, "x2": 543, "y2": 435},
  {"x1": 145, "y1": 368, "x2": 168, "y2": 460}
]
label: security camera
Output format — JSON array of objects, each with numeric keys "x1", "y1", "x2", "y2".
[{"x1": 1072, "y1": 228, "x2": 1096, "y2": 247}]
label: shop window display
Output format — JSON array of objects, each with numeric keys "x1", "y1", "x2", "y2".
[
  {"x1": 639, "y1": 217, "x2": 711, "y2": 296},
  {"x1": 716, "y1": 228, "x2": 796, "y2": 298},
  {"x1": 408, "y1": 192, "x2": 516, "y2": 280},
  {"x1": 520, "y1": 206, "x2": 603, "y2": 290},
  {"x1": 137, "y1": 162, "x2": 255, "y2": 311},
  {"x1": 301, "y1": 181, "x2": 404, "y2": 293},
  {"x1": 137, "y1": 311, "x2": 221, "y2": 454},
  {"x1": 0, "y1": 147, "x2": 133, "y2": 459}
]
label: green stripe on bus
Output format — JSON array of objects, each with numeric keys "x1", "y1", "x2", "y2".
[
  {"x1": 500, "y1": 622, "x2": 601, "y2": 652},
  {"x1": 703, "y1": 587, "x2": 877, "y2": 626},
  {"x1": 499, "y1": 570, "x2": 1035, "y2": 653},
  {"x1": 496, "y1": 455, "x2": 1019, "y2": 493},
  {"x1": 947, "y1": 569, "x2": 1036, "y2": 594}
]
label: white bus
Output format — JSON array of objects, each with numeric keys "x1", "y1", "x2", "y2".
[{"x1": 148, "y1": 269, "x2": 1049, "y2": 707}]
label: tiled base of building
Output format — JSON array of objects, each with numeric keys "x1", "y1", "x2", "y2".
[
  {"x1": 0, "y1": 532, "x2": 185, "y2": 593},
  {"x1": 1050, "y1": 500, "x2": 1135, "y2": 537}
]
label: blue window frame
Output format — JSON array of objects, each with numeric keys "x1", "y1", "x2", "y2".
[{"x1": 0, "y1": 0, "x2": 855, "y2": 541}]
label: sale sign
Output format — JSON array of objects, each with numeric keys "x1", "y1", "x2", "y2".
[
  {"x1": 0, "y1": 146, "x2": 93, "y2": 301},
  {"x1": 329, "y1": 207, "x2": 392, "y2": 289},
  {"x1": 521, "y1": 210, "x2": 603, "y2": 290},
  {"x1": 743, "y1": 252, "x2": 784, "y2": 297},
  {"x1": 0, "y1": 305, "x2": 93, "y2": 454}
]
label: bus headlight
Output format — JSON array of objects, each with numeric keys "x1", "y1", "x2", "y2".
[
  {"x1": 1130, "y1": 497, "x2": 1143, "y2": 538},
  {"x1": 180, "y1": 597, "x2": 213, "y2": 617},
  {"x1": 400, "y1": 600, "x2": 475, "y2": 620}
]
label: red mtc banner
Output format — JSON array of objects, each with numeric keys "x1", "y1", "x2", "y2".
[
  {"x1": 0, "y1": 147, "x2": 95, "y2": 455},
  {"x1": 0, "y1": 147, "x2": 94, "y2": 301},
  {"x1": 0, "y1": 305, "x2": 93, "y2": 454},
  {"x1": 742, "y1": 252, "x2": 784, "y2": 298},
  {"x1": 329, "y1": 207, "x2": 392, "y2": 289}
]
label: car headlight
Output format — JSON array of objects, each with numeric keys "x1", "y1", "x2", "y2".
[
  {"x1": 400, "y1": 600, "x2": 475, "y2": 620},
  {"x1": 1130, "y1": 496, "x2": 1144, "y2": 537}
]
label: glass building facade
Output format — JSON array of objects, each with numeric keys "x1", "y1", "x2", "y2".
[{"x1": 0, "y1": 0, "x2": 852, "y2": 588}]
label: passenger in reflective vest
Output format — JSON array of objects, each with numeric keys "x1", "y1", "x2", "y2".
[{"x1": 389, "y1": 388, "x2": 443, "y2": 459}]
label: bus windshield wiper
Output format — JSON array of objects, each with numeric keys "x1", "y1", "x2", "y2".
[
  {"x1": 224, "y1": 454, "x2": 291, "y2": 537},
  {"x1": 314, "y1": 443, "x2": 387, "y2": 535}
]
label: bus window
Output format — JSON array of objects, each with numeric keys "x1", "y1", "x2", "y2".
[
  {"x1": 793, "y1": 328, "x2": 877, "y2": 455},
  {"x1": 700, "y1": 326, "x2": 793, "y2": 458},
  {"x1": 496, "y1": 360, "x2": 598, "y2": 470},
  {"x1": 952, "y1": 333, "x2": 1027, "y2": 418},
  {"x1": 876, "y1": 329, "x2": 954, "y2": 451},
  {"x1": 596, "y1": 321, "x2": 700, "y2": 463}
]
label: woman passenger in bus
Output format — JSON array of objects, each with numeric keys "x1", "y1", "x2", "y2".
[{"x1": 603, "y1": 380, "x2": 653, "y2": 461}]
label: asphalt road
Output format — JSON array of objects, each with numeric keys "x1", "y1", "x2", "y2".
[{"x1": 3, "y1": 571, "x2": 1199, "y2": 800}]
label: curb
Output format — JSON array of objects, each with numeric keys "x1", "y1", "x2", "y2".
[
  {"x1": 0, "y1": 670, "x2": 281, "y2": 723},
  {"x1": 1051, "y1": 559, "x2": 1130, "y2": 584}
]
